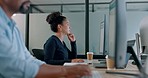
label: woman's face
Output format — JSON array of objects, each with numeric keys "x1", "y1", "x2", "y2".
[{"x1": 60, "y1": 19, "x2": 70, "y2": 35}]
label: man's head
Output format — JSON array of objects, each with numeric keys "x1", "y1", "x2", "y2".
[{"x1": 0, "y1": 0, "x2": 31, "y2": 16}]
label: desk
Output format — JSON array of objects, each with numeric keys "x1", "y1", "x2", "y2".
[{"x1": 91, "y1": 60, "x2": 139, "y2": 78}]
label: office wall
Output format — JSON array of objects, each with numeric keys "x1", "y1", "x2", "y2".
[
  {"x1": 89, "y1": 11, "x2": 109, "y2": 55},
  {"x1": 29, "y1": 13, "x2": 54, "y2": 52}
]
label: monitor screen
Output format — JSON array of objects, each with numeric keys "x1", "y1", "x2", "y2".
[
  {"x1": 108, "y1": 0, "x2": 127, "y2": 69},
  {"x1": 99, "y1": 14, "x2": 108, "y2": 55},
  {"x1": 140, "y1": 16, "x2": 148, "y2": 54}
]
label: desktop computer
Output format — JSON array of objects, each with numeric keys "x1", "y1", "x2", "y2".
[
  {"x1": 135, "y1": 33, "x2": 148, "y2": 65},
  {"x1": 105, "y1": 0, "x2": 143, "y2": 77}
]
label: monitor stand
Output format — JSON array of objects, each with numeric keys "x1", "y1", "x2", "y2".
[
  {"x1": 127, "y1": 46, "x2": 143, "y2": 72},
  {"x1": 106, "y1": 46, "x2": 143, "y2": 76}
]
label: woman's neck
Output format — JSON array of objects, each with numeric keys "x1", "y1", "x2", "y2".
[{"x1": 55, "y1": 33, "x2": 65, "y2": 42}]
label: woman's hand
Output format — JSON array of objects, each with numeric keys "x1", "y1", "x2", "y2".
[
  {"x1": 71, "y1": 59, "x2": 84, "y2": 63},
  {"x1": 67, "y1": 33, "x2": 76, "y2": 42}
]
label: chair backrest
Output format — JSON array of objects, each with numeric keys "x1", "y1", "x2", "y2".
[{"x1": 32, "y1": 49, "x2": 44, "y2": 61}]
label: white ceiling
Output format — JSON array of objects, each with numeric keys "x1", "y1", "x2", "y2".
[{"x1": 30, "y1": 0, "x2": 148, "y2": 13}]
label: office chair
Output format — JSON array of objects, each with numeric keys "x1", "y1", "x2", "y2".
[{"x1": 32, "y1": 49, "x2": 44, "y2": 61}]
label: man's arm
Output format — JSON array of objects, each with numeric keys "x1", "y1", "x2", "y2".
[
  {"x1": 35, "y1": 64, "x2": 66, "y2": 78},
  {"x1": 35, "y1": 64, "x2": 91, "y2": 78}
]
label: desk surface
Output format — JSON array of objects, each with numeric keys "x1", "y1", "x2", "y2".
[{"x1": 91, "y1": 60, "x2": 139, "y2": 78}]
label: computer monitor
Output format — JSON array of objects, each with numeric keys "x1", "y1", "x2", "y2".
[
  {"x1": 107, "y1": 0, "x2": 144, "y2": 75},
  {"x1": 108, "y1": 0, "x2": 127, "y2": 69},
  {"x1": 99, "y1": 14, "x2": 108, "y2": 55},
  {"x1": 140, "y1": 16, "x2": 148, "y2": 54},
  {"x1": 135, "y1": 33, "x2": 148, "y2": 64}
]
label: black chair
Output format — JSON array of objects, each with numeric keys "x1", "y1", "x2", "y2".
[{"x1": 32, "y1": 49, "x2": 44, "y2": 61}]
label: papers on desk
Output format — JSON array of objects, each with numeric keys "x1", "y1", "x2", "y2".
[
  {"x1": 63, "y1": 63, "x2": 88, "y2": 66},
  {"x1": 63, "y1": 63, "x2": 102, "y2": 78}
]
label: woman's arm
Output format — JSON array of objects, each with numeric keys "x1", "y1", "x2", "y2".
[
  {"x1": 63, "y1": 41, "x2": 77, "y2": 59},
  {"x1": 69, "y1": 41, "x2": 77, "y2": 59},
  {"x1": 67, "y1": 33, "x2": 77, "y2": 59}
]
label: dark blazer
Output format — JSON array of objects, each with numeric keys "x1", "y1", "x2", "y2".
[{"x1": 44, "y1": 35, "x2": 77, "y2": 65}]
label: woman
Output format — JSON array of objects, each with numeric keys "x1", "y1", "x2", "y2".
[{"x1": 44, "y1": 12, "x2": 84, "y2": 65}]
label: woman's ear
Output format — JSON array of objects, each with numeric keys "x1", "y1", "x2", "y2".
[{"x1": 57, "y1": 24, "x2": 62, "y2": 32}]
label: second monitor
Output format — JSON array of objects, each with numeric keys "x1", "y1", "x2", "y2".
[{"x1": 108, "y1": 0, "x2": 127, "y2": 69}]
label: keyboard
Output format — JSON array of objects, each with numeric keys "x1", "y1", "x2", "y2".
[
  {"x1": 93, "y1": 60, "x2": 107, "y2": 68},
  {"x1": 82, "y1": 71, "x2": 102, "y2": 78}
]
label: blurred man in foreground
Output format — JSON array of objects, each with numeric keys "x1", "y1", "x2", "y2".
[{"x1": 0, "y1": 0, "x2": 91, "y2": 78}]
